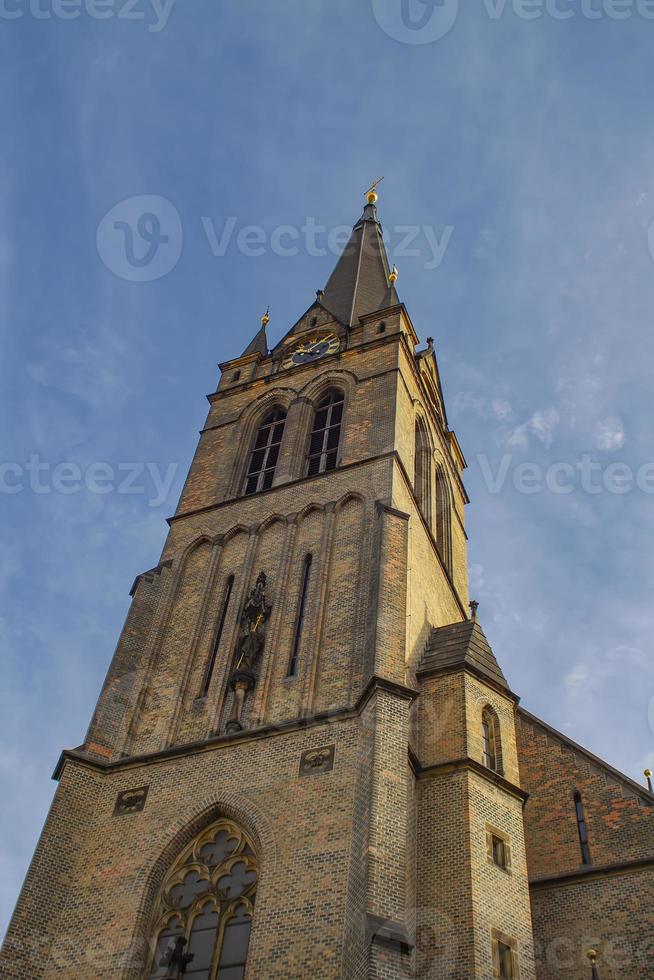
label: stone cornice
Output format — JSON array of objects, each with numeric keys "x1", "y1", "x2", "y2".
[
  {"x1": 412, "y1": 755, "x2": 529, "y2": 805},
  {"x1": 416, "y1": 662, "x2": 520, "y2": 705},
  {"x1": 529, "y1": 856, "x2": 654, "y2": 891},
  {"x1": 168, "y1": 451, "x2": 397, "y2": 525},
  {"x1": 53, "y1": 674, "x2": 419, "y2": 782}
]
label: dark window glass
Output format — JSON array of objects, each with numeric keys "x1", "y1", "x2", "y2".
[
  {"x1": 574, "y1": 792, "x2": 592, "y2": 865},
  {"x1": 482, "y1": 709, "x2": 502, "y2": 774},
  {"x1": 170, "y1": 871, "x2": 210, "y2": 909},
  {"x1": 493, "y1": 836, "x2": 505, "y2": 867},
  {"x1": 148, "y1": 918, "x2": 184, "y2": 978},
  {"x1": 147, "y1": 819, "x2": 257, "y2": 980},
  {"x1": 306, "y1": 391, "x2": 344, "y2": 476},
  {"x1": 288, "y1": 555, "x2": 312, "y2": 677},
  {"x1": 201, "y1": 576, "x2": 234, "y2": 696},
  {"x1": 198, "y1": 830, "x2": 238, "y2": 868},
  {"x1": 498, "y1": 942, "x2": 514, "y2": 978},
  {"x1": 414, "y1": 417, "x2": 435, "y2": 530},
  {"x1": 186, "y1": 905, "x2": 220, "y2": 976},
  {"x1": 243, "y1": 409, "x2": 286, "y2": 495},
  {"x1": 217, "y1": 906, "x2": 252, "y2": 980}
]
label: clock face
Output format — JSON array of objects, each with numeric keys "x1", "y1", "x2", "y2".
[{"x1": 281, "y1": 333, "x2": 340, "y2": 369}]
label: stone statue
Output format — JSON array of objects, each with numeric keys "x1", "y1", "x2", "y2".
[
  {"x1": 234, "y1": 571, "x2": 271, "y2": 672},
  {"x1": 225, "y1": 572, "x2": 272, "y2": 733},
  {"x1": 161, "y1": 936, "x2": 193, "y2": 978}
]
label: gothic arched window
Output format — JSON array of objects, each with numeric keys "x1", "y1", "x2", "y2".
[
  {"x1": 307, "y1": 390, "x2": 344, "y2": 476},
  {"x1": 414, "y1": 418, "x2": 432, "y2": 526},
  {"x1": 482, "y1": 707, "x2": 503, "y2": 775},
  {"x1": 435, "y1": 463, "x2": 453, "y2": 574},
  {"x1": 243, "y1": 409, "x2": 287, "y2": 495},
  {"x1": 146, "y1": 817, "x2": 258, "y2": 980}
]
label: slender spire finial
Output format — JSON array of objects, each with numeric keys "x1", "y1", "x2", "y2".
[
  {"x1": 261, "y1": 306, "x2": 270, "y2": 327},
  {"x1": 366, "y1": 176, "x2": 385, "y2": 204},
  {"x1": 388, "y1": 264, "x2": 398, "y2": 284},
  {"x1": 469, "y1": 600, "x2": 479, "y2": 621},
  {"x1": 645, "y1": 769, "x2": 653, "y2": 793}
]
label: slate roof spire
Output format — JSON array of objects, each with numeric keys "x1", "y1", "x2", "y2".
[
  {"x1": 320, "y1": 184, "x2": 400, "y2": 326},
  {"x1": 241, "y1": 308, "x2": 269, "y2": 357}
]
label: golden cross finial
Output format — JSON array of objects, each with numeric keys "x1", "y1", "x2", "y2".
[
  {"x1": 261, "y1": 306, "x2": 270, "y2": 327},
  {"x1": 366, "y1": 176, "x2": 385, "y2": 204}
]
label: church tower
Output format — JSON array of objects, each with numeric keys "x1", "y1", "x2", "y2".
[{"x1": 7, "y1": 187, "x2": 651, "y2": 980}]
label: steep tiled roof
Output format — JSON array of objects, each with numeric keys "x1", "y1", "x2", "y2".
[{"x1": 418, "y1": 619, "x2": 509, "y2": 691}]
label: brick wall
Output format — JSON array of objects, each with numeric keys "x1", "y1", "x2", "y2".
[{"x1": 517, "y1": 710, "x2": 654, "y2": 979}]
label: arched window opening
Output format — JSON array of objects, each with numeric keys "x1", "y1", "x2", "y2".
[
  {"x1": 288, "y1": 555, "x2": 312, "y2": 677},
  {"x1": 243, "y1": 409, "x2": 286, "y2": 495},
  {"x1": 482, "y1": 707, "x2": 503, "y2": 775},
  {"x1": 146, "y1": 818, "x2": 258, "y2": 980},
  {"x1": 574, "y1": 791, "x2": 592, "y2": 865},
  {"x1": 307, "y1": 390, "x2": 344, "y2": 476},
  {"x1": 201, "y1": 576, "x2": 234, "y2": 697},
  {"x1": 414, "y1": 418, "x2": 432, "y2": 526},
  {"x1": 435, "y1": 464, "x2": 453, "y2": 574}
]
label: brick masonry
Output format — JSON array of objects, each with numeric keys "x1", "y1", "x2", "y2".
[{"x1": 2, "y1": 292, "x2": 652, "y2": 979}]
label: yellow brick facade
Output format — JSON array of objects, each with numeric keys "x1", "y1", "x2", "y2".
[{"x1": 2, "y1": 198, "x2": 652, "y2": 980}]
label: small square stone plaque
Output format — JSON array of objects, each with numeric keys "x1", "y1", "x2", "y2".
[
  {"x1": 113, "y1": 785, "x2": 149, "y2": 816},
  {"x1": 299, "y1": 745, "x2": 335, "y2": 777}
]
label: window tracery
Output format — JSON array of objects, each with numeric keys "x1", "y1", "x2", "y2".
[{"x1": 146, "y1": 818, "x2": 258, "y2": 980}]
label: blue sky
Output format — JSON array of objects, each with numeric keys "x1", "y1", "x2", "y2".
[{"x1": 2, "y1": 0, "x2": 654, "y2": 935}]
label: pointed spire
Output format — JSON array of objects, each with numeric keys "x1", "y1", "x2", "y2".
[
  {"x1": 241, "y1": 309, "x2": 269, "y2": 358},
  {"x1": 320, "y1": 182, "x2": 399, "y2": 326}
]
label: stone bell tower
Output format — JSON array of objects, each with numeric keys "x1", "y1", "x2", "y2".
[{"x1": 2, "y1": 186, "x2": 542, "y2": 980}]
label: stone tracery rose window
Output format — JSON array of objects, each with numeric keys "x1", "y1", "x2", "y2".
[{"x1": 146, "y1": 818, "x2": 258, "y2": 980}]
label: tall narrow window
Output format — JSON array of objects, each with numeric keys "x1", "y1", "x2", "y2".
[
  {"x1": 497, "y1": 941, "x2": 516, "y2": 979},
  {"x1": 288, "y1": 555, "x2": 312, "y2": 677},
  {"x1": 414, "y1": 418, "x2": 432, "y2": 525},
  {"x1": 574, "y1": 791, "x2": 592, "y2": 865},
  {"x1": 201, "y1": 576, "x2": 234, "y2": 696},
  {"x1": 435, "y1": 464, "x2": 452, "y2": 573},
  {"x1": 307, "y1": 391, "x2": 344, "y2": 476},
  {"x1": 243, "y1": 409, "x2": 286, "y2": 495},
  {"x1": 146, "y1": 817, "x2": 257, "y2": 980},
  {"x1": 482, "y1": 707, "x2": 503, "y2": 775},
  {"x1": 492, "y1": 931, "x2": 518, "y2": 979}
]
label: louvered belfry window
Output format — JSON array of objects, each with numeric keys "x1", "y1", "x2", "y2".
[
  {"x1": 243, "y1": 409, "x2": 286, "y2": 495},
  {"x1": 307, "y1": 391, "x2": 344, "y2": 476}
]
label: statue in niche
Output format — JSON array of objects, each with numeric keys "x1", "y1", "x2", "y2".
[
  {"x1": 234, "y1": 571, "x2": 271, "y2": 672},
  {"x1": 226, "y1": 572, "x2": 271, "y2": 733}
]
